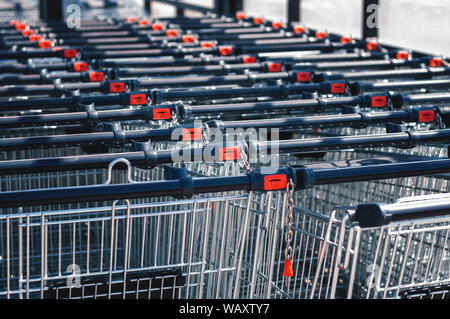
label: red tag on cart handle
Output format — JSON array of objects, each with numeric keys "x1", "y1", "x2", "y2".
[
  {"x1": 418, "y1": 110, "x2": 435, "y2": 122},
  {"x1": 293, "y1": 25, "x2": 305, "y2": 34},
  {"x1": 73, "y1": 62, "x2": 89, "y2": 72},
  {"x1": 219, "y1": 147, "x2": 240, "y2": 161},
  {"x1": 371, "y1": 96, "x2": 387, "y2": 107},
  {"x1": 235, "y1": 12, "x2": 245, "y2": 20},
  {"x1": 153, "y1": 108, "x2": 172, "y2": 120},
  {"x1": 330, "y1": 83, "x2": 346, "y2": 94},
  {"x1": 219, "y1": 46, "x2": 233, "y2": 56},
  {"x1": 89, "y1": 72, "x2": 105, "y2": 82},
  {"x1": 242, "y1": 56, "x2": 256, "y2": 64},
  {"x1": 264, "y1": 174, "x2": 288, "y2": 191},
  {"x1": 109, "y1": 82, "x2": 126, "y2": 93},
  {"x1": 129, "y1": 93, "x2": 148, "y2": 105},
  {"x1": 267, "y1": 62, "x2": 282, "y2": 72},
  {"x1": 182, "y1": 128, "x2": 202, "y2": 141},
  {"x1": 296, "y1": 72, "x2": 311, "y2": 82},
  {"x1": 64, "y1": 49, "x2": 78, "y2": 58},
  {"x1": 152, "y1": 23, "x2": 163, "y2": 31}
]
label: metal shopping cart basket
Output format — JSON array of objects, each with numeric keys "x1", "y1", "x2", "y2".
[{"x1": 307, "y1": 194, "x2": 450, "y2": 299}]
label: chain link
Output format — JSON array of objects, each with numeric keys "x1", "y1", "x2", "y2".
[
  {"x1": 284, "y1": 179, "x2": 295, "y2": 261},
  {"x1": 171, "y1": 111, "x2": 179, "y2": 126},
  {"x1": 386, "y1": 96, "x2": 394, "y2": 111},
  {"x1": 239, "y1": 150, "x2": 253, "y2": 173},
  {"x1": 435, "y1": 111, "x2": 446, "y2": 129},
  {"x1": 344, "y1": 84, "x2": 351, "y2": 97}
]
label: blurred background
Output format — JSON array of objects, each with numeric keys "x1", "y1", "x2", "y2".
[{"x1": 148, "y1": 0, "x2": 450, "y2": 56}]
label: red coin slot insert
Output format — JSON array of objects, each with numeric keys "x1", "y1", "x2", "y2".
[
  {"x1": 109, "y1": 82, "x2": 126, "y2": 93},
  {"x1": 182, "y1": 35, "x2": 195, "y2": 43},
  {"x1": 138, "y1": 19, "x2": 149, "y2": 26},
  {"x1": 64, "y1": 49, "x2": 77, "y2": 58},
  {"x1": 129, "y1": 93, "x2": 147, "y2": 105},
  {"x1": 182, "y1": 128, "x2": 202, "y2": 141},
  {"x1": 264, "y1": 174, "x2": 288, "y2": 191},
  {"x1": 371, "y1": 96, "x2": 387, "y2": 107},
  {"x1": 151, "y1": 23, "x2": 163, "y2": 31},
  {"x1": 396, "y1": 51, "x2": 410, "y2": 60},
  {"x1": 267, "y1": 62, "x2": 282, "y2": 72},
  {"x1": 272, "y1": 22, "x2": 283, "y2": 29},
  {"x1": 366, "y1": 41, "x2": 378, "y2": 50},
  {"x1": 296, "y1": 72, "x2": 311, "y2": 82},
  {"x1": 22, "y1": 29, "x2": 34, "y2": 36},
  {"x1": 340, "y1": 36, "x2": 352, "y2": 44},
  {"x1": 38, "y1": 40, "x2": 52, "y2": 48},
  {"x1": 242, "y1": 56, "x2": 256, "y2": 64},
  {"x1": 293, "y1": 25, "x2": 305, "y2": 34},
  {"x1": 429, "y1": 58, "x2": 443, "y2": 67},
  {"x1": 29, "y1": 35, "x2": 41, "y2": 42},
  {"x1": 166, "y1": 29, "x2": 178, "y2": 37},
  {"x1": 253, "y1": 17, "x2": 263, "y2": 24},
  {"x1": 330, "y1": 83, "x2": 346, "y2": 94},
  {"x1": 418, "y1": 110, "x2": 435, "y2": 122},
  {"x1": 219, "y1": 46, "x2": 233, "y2": 56},
  {"x1": 152, "y1": 108, "x2": 171, "y2": 120},
  {"x1": 315, "y1": 31, "x2": 327, "y2": 39},
  {"x1": 201, "y1": 41, "x2": 214, "y2": 48},
  {"x1": 219, "y1": 147, "x2": 240, "y2": 161},
  {"x1": 89, "y1": 72, "x2": 105, "y2": 82},
  {"x1": 15, "y1": 23, "x2": 27, "y2": 31},
  {"x1": 235, "y1": 12, "x2": 245, "y2": 20},
  {"x1": 73, "y1": 62, "x2": 89, "y2": 72}
]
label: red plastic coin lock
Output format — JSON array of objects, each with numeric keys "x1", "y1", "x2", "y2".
[
  {"x1": 219, "y1": 46, "x2": 233, "y2": 56},
  {"x1": 330, "y1": 83, "x2": 346, "y2": 94},
  {"x1": 182, "y1": 128, "x2": 202, "y2": 141},
  {"x1": 109, "y1": 82, "x2": 126, "y2": 93},
  {"x1": 235, "y1": 12, "x2": 245, "y2": 20},
  {"x1": 272, "y1": 22, "x2": 283, "y2": 29},
  {"x1": 166, "y1": 29, "x2": 178, "y2": 37},
  {"x1": 73, "y1": 62, "x2": 89, "y2": 72},
  {"x1": 152, "y1": 23, "x2": 163, "y2": 31},
  {"x1": 38, "y1": 40, "x2": 52, "y2": 49},
  {"x1": 366, "y1": 41, "x2": 378, "y2": 50},
  {"x1": 340, "y1": 36, "x2": 352, "y2": 44},
  {"x1": 129, "y1": 93, "x2": 147, "y2": 105},
  {"x1": 64, "y1": 49, "x2": 77, "y2": 58},
  {"x1": 253, "y1": 17, "x2": 263, "y2": 24},
  {"x1": 371, "y1": 96, "x2": 387, "y2": 107},
  {"x1": 89, "y1": 72, "x2": 105, "y2": 82},
  {"x1": 182, "y1": 35, "x2": 195, "y2": 43},
  {"x1": 264, "y1": 174, "x2": 288, "y2": 191},
  {"x1": 152, "y1": 108, "x2": 171, "y2": 120},
  {"x1": 201, "y1": 41, "x2": 214, "y2": 48},
  {"x1": 219, "y1": 147, "x2": 240, "y2": 161},
  {"x1": 267, "y1": 62, "x2": 282, "y2": 72},
  {"x1": 242, "y1": 56, "x2": 256, "y2": 64},
  {"x1": 418, "y1": 110, "x2": 435, "y2": 122},
  {"x1": 429, "y1": 58, "x2": 443, "y2": 67},
  {"x1": 293, "y1": 25, "x2": 305, "y2": 34},
  {"x1": 315, "y1": 31, "x2": 327, "y2": 39}
]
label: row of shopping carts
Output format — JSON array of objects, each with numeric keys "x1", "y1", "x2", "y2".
[{"x1": 0, "y1": 3, "x2": 449, "y2": 299}]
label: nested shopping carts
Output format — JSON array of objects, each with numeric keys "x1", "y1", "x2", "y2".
[{"x1": 0, "y1": 3, "x2": 450, "y2": 299}]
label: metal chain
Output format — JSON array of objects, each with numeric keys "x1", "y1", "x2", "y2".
[
  {"x1": 284, "y1": 179, "x2": 295, "y2": 262},
  {"x1": 239, "y1": 150, "x2": 253, "y2": 173},
  {"x1": 171, "y1": 111, "x2": 179, "y2": 126},
  {"x1": 344, "y1": 84, "x2": 351, "y2": 97},
  {"x1": 386, "y1": 97, "x2": 394, "y2": 111},
  {"x1": 435, "y1": 111, "x2": 446, "y2": 129}
]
